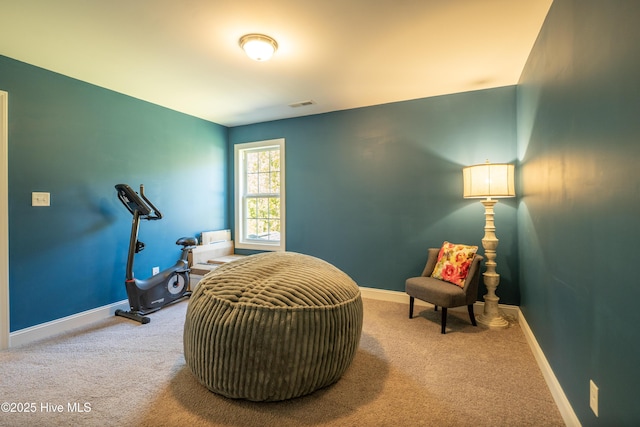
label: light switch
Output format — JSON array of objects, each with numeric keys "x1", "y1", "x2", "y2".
[{"x1": 32, "y1": 192, "x2": 50, "y2": 207}]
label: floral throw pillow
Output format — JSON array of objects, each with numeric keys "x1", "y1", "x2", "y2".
[{"x1": 431, "y1": 241, "x2": 478, "y2": 287}]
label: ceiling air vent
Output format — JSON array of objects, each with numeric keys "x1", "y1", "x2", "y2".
[{"x1": 288, "y1": 100, "x2": 316, "y2": 108}]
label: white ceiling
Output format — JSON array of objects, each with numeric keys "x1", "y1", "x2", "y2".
[{"x1": 1, "y1": 0, "x2": 552, "y2": 127}]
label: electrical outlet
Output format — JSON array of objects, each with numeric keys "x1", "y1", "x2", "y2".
[
  {"x1": 152, "y1": 266, "x2": 160, "y2": 276},
  {"x1": 590, "y1": 379, "x2": 599, "y2": 417}
]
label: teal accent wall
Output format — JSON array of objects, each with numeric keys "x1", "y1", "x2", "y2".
[
  {"x1": 1, "y1": 56, "x2": 228, "y2": 331},
  {"x1": 517, "y1": 0, "x2": 640, "y2": 424},
  {"x1": 229, "y1": 88, "x2": 519, "y2": 302}
]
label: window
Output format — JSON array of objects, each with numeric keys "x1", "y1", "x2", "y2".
[{"x1": 234, "y1": 138, "x2": 285, "y2": 251}]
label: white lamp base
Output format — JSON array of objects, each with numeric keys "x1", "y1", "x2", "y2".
[
  {"x1": 477, "y1": 198, "x2": 509, "y2": 330},
  {"x1": 476, "y1": 295, "x2": 509, "y2": 328}
]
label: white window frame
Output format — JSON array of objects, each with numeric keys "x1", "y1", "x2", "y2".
[{"x1": 234, "y1": 138, "x2": 286, "y2": 251}]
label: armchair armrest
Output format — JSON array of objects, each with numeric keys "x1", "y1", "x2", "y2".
[{"x1": 420, "y1": 248, "x2": 441, "y2": 277}]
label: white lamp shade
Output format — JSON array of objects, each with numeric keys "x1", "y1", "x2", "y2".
[
  {"x1": 240, "y1": 34, "x2": 278, "y2": 61},
  {"x1": 463, "y1": 163, "x2": 515, "y2": 198}
]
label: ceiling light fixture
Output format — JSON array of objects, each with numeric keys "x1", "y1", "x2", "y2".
[{"x1": 239, "y1": 34, "x2": 278, "y2": 62}]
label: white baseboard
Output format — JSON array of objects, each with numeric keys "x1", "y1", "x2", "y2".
[
  {"x1": 359, "y1": 286, "x2": 578, "y2": 426},
  {"x1": 518, "y1": 309, "x2": 581, "y2": 427},
  {"x1": 9, "y1": 300, "x2": 129, "y2": 348},
  {"x1": 359, "y1": 286, "x2": 520, "y2": 318}
]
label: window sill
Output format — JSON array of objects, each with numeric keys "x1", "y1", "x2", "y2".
[{"x1": 235, "y1": 241, "x2": 285, "y2": 252}]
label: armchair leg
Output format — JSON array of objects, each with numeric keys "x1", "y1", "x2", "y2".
[
  {"x1": 441, "y1": 307, "x2": 447, "y2": 334},
  {"x1": 468, "y1": 304, "x2": 477, "y2": 326},
  {"x1": 409, "y1": 297, "x2": 414, "y2": 318}
]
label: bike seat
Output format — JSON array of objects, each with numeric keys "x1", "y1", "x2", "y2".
[{"x1": 176, "y1": 237, "x2": 198, "y2": 247}]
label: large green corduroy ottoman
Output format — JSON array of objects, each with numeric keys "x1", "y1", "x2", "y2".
[{"x1": 183, "y1": 251, "x2": 363, "y2": 402}]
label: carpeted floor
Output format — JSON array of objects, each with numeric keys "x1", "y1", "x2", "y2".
[{"x1": 0, "y1": 297, "x2": 564, "y2": 426}]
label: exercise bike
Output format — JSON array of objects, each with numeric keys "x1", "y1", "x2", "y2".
[{"x1": 114, "y1": 183, "x2": 196, "y2": 324}]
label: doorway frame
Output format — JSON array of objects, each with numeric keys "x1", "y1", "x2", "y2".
[{"x1": 1, "y1": 91, "x2": 9, "y2": 349}]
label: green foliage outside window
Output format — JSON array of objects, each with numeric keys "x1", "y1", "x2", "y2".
[{"x1": 244, "y1": 148, "x2": 281, "y2": 241}]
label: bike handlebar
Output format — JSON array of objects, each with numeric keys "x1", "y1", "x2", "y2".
[{"x1": 138, "y1": 184, "x2": 163, "y2": 220}]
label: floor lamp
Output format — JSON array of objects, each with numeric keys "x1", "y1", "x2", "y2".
[{"x1": 463, "y1": 161, "x2": 515, "y2": 328}]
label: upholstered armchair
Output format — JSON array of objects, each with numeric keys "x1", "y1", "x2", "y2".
[{"x1": 405, "y1": 246, "x2": 483, "y2": 334}]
